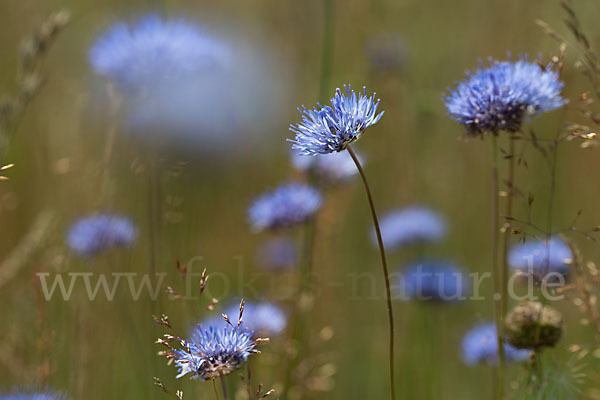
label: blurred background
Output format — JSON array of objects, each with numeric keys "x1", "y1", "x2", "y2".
[{"x1": 1, "y1": 0, "x2": 600, "y2": 398}]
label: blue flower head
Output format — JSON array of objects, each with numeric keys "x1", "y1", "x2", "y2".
[
  {"x1": 256, "y1": 237, "x2": 297, "y2": 271},
  {"x1": 90, "y1": 14, "x2": 230, "y2": 89},
  {"x1": 291, "y1": 149, "x2": 363, "y2": 183},
  {"x1": 175, "y1": 324, "x2": 259, "y2": 380},
  {"x1": 396, "y1": 259, "x2": 469, "y2": 302},
  {"x1": 67, "y1": 214, "x2": 137, "y2": 257},
  {"x1": 508, "y1": 236, "x2": 573, "y2": 279},
  {"x1": 248, "y1": 183, "x2": 322, "y2": 232},
  {"x1": 374, "y1": 206, "x2": 447, "y2": 250},
  {"x1": 444, "y1": 58, "x2": 567, "y2": 135},
  {"x1": 289, "y1": 85, "x2": 384, "y2": 155},
  {"x1": 204, "y1": 302, "x2": 288, "y2": 337},
  {"x1": 462, "y1": 323, "x2": 530, "y2": 366}
]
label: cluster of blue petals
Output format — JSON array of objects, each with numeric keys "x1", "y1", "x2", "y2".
[
  {"x1": 67, "y1": 214, "x2": 137, "y2": 257},
  {"x1": 374, "y1": 206, "x2": 447, "y2": 250},
  {"x1": 462, "y1": 323, "x2": 530, "y2": 366},
  {"x1": 248, "y1": 183, "x2": 322, "y2": 232},
  {"x1": 89, "y1": 14, "x2": 229, "y2": 89},
  {"x1": 289, "y1": 85, "x2": 383, "y2": 155},
  {"x1": 444, "y1": 58, "x2": 567, "y2": 134},
  {"x1": 397, "y1": 259, "x2": 469, "y2": 302},
  {"x1": 175, "y1": 324, "x2": 256, "y2": 380},
  {"x1": 508, "y1": 236, "x2": 573, "y2": 278}
]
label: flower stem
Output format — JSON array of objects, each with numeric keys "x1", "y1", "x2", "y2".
[
  {"x1": 220, "y1": 373, "x2": 229, "y2": 400},
  {"x1": 319, "y1": 0, "x2": 334, "y2": 102},
  {"x1": 501, "y1": 136, "x2": 514, "y2": 320},
  {"x1": 347, "y1": 145, "x2": 396, "y2": 400},
  {"x1": 212, "y1": 378, "x2": 221, "y2": 400},
  {"x1": 490, "y1": 135, "x2": 505, "y2": 399}
]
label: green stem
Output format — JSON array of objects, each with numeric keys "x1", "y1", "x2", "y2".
[
  {"x1": 347, "y1": 145, "x2": 396, "y2": 400},
  {"x1": 212, "y1": 378, "x2": 221, "y2": 400},
  {"x1": 501, "y1": 136, "x2": 514, "y2": 320},
  {"x1": 220, "y1": 373, "x2": 229, "y2": 400},
  {"x1": 282, "y1": 216, "x2": 317, "y2": 398},
  {"x1": 491, "y1": 135, "x2": 505, "y2": 399},
  {"x1": 319, "y1": 0, "x2": 334, "y2": 101}
]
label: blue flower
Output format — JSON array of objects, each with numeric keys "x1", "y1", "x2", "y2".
[
  {"x1": 396, "y1": 259, "x2": 469, "y2": 302},
  {"x1": 205, "y1": 302, "x2": 288, "y2": 337},
  {"x1": 291, "y1": 149, "x2": 363, "y2": 183},
  {"x1": 444, "y1": 58, "x2": 567, "y2": 135},
  {"x1": 90, "y1": 15, "x2": 290, "y2": 157},
  {"x1": 175, "y1": 324, "x2": 259, "y2": 380},
  {"x1": 508, "y1": 236, "x2": 573, "y2": 279},
  {"x1": 90, "y1": 14, "x2": 229, "y2": 89},
  {"x1": 374, "y1": 206, "x2": 447, "y2": 250},
  {"x1": 0, "y1": 391, "x2": 67, "y2": 400},
  {"x1": 366, "y1": 33, "x2": 407, "y2": 71},
  {"x1": 289, "y1": 85, "x2": 384, "y2": 155},
  {"x1": 462, "y1": 323, "x2": 530, "y2": 366},
  {"x1": 67, "y1": 214, "x2": 137, "y2": 257},
  {"x1": 248, "y1": 183, "x2": 322, "y2": 232},
  {"x1": 256, "y1": 237, "x2": 297, "y2": 271}
]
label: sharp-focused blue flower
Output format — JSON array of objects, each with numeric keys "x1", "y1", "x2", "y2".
[
  {"x1": 289, "y1": 85, "x2": 384, "y2": 155},
  {"x1": 291, "y1": 150, "x2": 362, "y2": 183},
  {"x1": 396, "y1": 259, "x2": 469, "y2": 301},
  {"x1": 0, "y1": 391, "x2": 67, "y2": 400},
  {"x1": 444, "y1": 58, "x2": 567, "y2": 135},
  {"x1": 67, "y1": 214, "x2": 137, "y2": 257},
  {"x1": 462, "y1": 323, "x2": 530, "y2": 366},
  {"x1": 248, "y1": 183, "x2": 322, "y2": 232},
  {"x1": 508, "y1": 236, "x2": 573, "y2": 279},
  {"x1": 256, "y1": 237, "x2": 297, "y2": 271},
  {"x1": 374, "y1": 206, "x2": 447, "y2": 250},
  {"x1": 90, "y1": 15, "x2": 230, "y2": 89},
  {"x1": 205, "y1": 302, "x2": 288, "y2": 337},
  {"x1": 175, "y1": 324, "x2": 259, "y2": 380}
]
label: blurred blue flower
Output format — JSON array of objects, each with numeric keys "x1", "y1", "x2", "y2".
[
  {"x1": 366, "y1": 33, "x2": 407, "y2": 71},
  {"x1": 374, "y1": 206, "x2": 447, "y2": 250},
  {"x1": 396, "y1": 259, "x2": 469, "y2": 302},
  {"x1": 256, "y1": 237, "x2": 297, "y2": 271},
  {"x1": 508, "y1": 236, "x2": 573, "y2": 279},
  {"x1": 67, "y1": 214, "x2": 137, "y2": 257},
  {"x1": 90, "y1": 14, "x2": 230, "y2": 89},
  {"x1": 206, "y1": 301, "x2": 288, "y2": 337},
  {"x1": 462, "y1": 323, "x2": 530, "y2": 366},
  {"x1": 248, "y1": 183, "x2": 322, "y2": 232},
  {"x1": 444, "y1": 58, "x2": 567, "y2": 135},
  {"x1": 175, "y1": 324, "x2": 258, "y2": 380},
  {"x1": 89, "y1": 15, "x2": 291, "y2": 157},
  {"x1": 289, "y1": 85, "x2": 384, "y2": 155},
  {"x1": 0, "y1": 391, "x2": 67, "y2": 400},
  {"x1": 291, "y1": 150, "x2": 363, "y2": 183}
]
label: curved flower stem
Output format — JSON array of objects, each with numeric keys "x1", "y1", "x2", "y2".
[
  {"x1": 490, "y1": 135, "x2": 505, "y2": 399},
  {"x1": 347, "y1": 145, "x2": 396, "y2": 400}
]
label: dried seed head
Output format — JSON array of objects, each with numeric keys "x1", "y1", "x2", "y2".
[{"x1": 505, "y1": 301, "x2": 564, "y2": 349}]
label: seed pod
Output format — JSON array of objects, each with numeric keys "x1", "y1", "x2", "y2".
[{"x1": 504, "y1": 301, "x2": 563, "y2": 349}]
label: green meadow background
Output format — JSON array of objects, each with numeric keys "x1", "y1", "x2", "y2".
[{"x1": 1, "y1": 0, "x2": 600, "y2": 398}]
